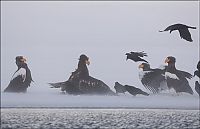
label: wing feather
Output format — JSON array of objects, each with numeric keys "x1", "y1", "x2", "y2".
[
  {"x1": 177, "y1": 70, "x2": 192, "y2": 79},
  {"x1": 140, "y1": 69, "x2": 166, "y2": 93},
  {"x1": 178, "y1": 28, "x2": 192, "y2": 42},
  {"x1": 11, "y1": 68, "x2": 26, "y2": 82}
]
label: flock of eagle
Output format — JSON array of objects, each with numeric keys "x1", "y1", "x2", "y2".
[{"x1": 4, "y1": 23, "x2": 200, "y2": 96}]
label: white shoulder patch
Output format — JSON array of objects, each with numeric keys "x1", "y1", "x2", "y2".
[
  {"x1": 158, "y1": 65, "x2": 166, "y2": 70},
  {"x1": 11, "y1": 68, "x2": 26, "y2": 82},
  {"x1": 165, "y1": 72, "x2": 179, "y2": 80},
  {"x1": 139, "y1": 71, "x2": 151, "y2": 80}
]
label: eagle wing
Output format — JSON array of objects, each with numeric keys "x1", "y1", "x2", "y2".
[
  {"x1": 195, "y1": 81, "x2": 200, "y2": 95},
  {"x1": 177, "y1": 70, "x2": 193, "y2": 79},
  {"x1": 4, "y1": 68, "x2": 26, "y2": 92},
  {"x1": 178, "y1": 28, "x2": 193, "y2": 42},
  {"x1": 197, "y1": 61, "x2": 200, "y2": 70},
  {"x1": 131, "y1": 51, "x2": 147, "y2": 57},
  {"x1": 166, "y1": 70, "x2": 193, "y2": 94},
  {"x1": 140, "y1": 69, "x2": 166, "y2": 93}
]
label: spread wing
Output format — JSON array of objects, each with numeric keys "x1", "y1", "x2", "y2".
[
  {"x1": 49, "y1": 81, "x2": 67, "y2": 88},
  {"x1": 140, "y1": 69, "x2": 166, "y2": 93},
  {"x1": 166, "y1": 70, "x2": 193, "y2": 94},
  {"x1": 177, "y1": 70, "x2": 193, "y2": 79},
  {"x1": 160, "y1": 24, "x2": 178, "y2": 32},
  {"x1": 131, "y1": 51, "x2": 147, "y2": 57},
  {"x1": 78, "y1": 76, "x2": 115, "y2": 95},
  {"x1": 178, "y1": 28, "x2": 193, "y2": 42}
]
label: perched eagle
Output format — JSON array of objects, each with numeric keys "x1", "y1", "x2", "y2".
[
  {"x1": 159, "y1": 23, "x2": 196, "y2": 42},
  {"x1": 49, "y1": 54, "x2": 116, "y2": 95},
  {"x1": 164, "y1": 56, "x2": 193, "y2": 94},
  {"x1": 114, "y1": 82, "x2": 149, "y2": 96},
  {"x1": 4, "y1": 56, "x2": 33, "y2": 93},
  {"x1": 126, "y1": 51, "x2": 148, "y2": 63},
  {"x1": 138, "y1": 63, "x2": 167, "y2": 93}
]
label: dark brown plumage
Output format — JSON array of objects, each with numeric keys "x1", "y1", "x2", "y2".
[
  {"x1": 49, "y1": 54, "x2": 116, "y2": 95},
  {"x1": 159, "y1": 23, "x2": 196, "y2": 42},
  {"x1": 114, "y1": 82, "x2": 126, "y2": 94},
  {"x1": 195, "y1": 81, "x2": 200, "y2": 96},
  {"x1": 165, "y1": 56, "x2": 193, "y2": 94},
  {"x1": 126, "y1": 51, "x2": 148, "y2": 63},
  {"x1": 4, "y1": 56, "x2": 33, "y2": 93},
  {"x1": 194, "y1": 61, "x2": 200, "y2": 78},
  {"x1": 139, "y1": 63, "x2": 167, "y2": 93},
  {"x1": 114, "y1": 82, "x2": 149, "y2": 96}
]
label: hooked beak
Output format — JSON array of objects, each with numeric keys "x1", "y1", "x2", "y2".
[
  {"x1": 165, "y1": 58, "x2": 169, "y2": 63},
  {"x1": 138, "y1": 64, "x2": 144, "y2": 69},
  {"x1": 21, "y1": 57, "x2": 27, "y2": 63},
  {"x1": 86, "y1": 60, "x2": 90, "y2": 65}
]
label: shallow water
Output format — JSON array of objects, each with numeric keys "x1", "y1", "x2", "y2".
[{"x1": 1, "y1": 108, "x2": 200, "y2": 129}]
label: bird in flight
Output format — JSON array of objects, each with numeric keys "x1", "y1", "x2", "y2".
[
  {"x1": 159, "y1": 23, "x2": 196, "y2": 42},
  {"x1": 126, "y1": 51, "x2": 148, "y2": 63}
]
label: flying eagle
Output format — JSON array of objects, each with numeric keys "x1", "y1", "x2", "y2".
[
  {"x1": 159, "y1": 23, "x2": 196, "y2": 42},
  {"x1": 126, "y1": 51, "x2": 148, "y2": 63}
]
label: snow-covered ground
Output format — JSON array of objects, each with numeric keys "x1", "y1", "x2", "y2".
[{"x1": 1, "y1": 108, "x2": 199, "y2": 129}]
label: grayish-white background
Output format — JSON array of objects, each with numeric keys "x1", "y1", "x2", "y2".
[{"x1": 1, "y1": 1, "x2": 199, "y2": 93}]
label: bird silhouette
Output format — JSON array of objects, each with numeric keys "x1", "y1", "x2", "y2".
[
  {"x1": 195, "y1": 81, "x2": 200, "y2": 96},
  {"x1": 159, "y1": 23, "x2": 196, "y2": 42},
  {"x1": 194, "y1": 61, "x2": 200, "y2": 78},
  {"x1": 126, "y1": 51, "x2": 148, "y2": 63}
]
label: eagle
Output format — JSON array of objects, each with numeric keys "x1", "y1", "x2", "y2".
[
  {"x1": 49, "y1": 54, "x2": 116, "y2": 95},
  {"x1": 159, "y1": 23, "x2": 196, "y2": 42},
  {"x1": 164, "y1": 56, "x2": 193, "y2": 94},
  {"x1": 114, "y1": 82, "x2": 149, "y2": 96},
  {"x1": 138, "y1": 63, "x2": 167, "y2": 93},
  {"x1": 126, "y1": 51, "x2": 148, "y2": 63},
  {"x1": 4, "y1": 56, "x2": 33, "y2": 93}
]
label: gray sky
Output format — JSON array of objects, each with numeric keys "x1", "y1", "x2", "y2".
[{"x1": 1, "y1": 1, "x2": 199, "y2": 92}]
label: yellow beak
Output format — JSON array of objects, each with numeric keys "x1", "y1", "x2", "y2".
[
  {"x1": 86, "y1": 60, "x2": 90, "y2": 65},
  {"x1": 21, "y1": 57, "x2": 27, "y2": 62},
  {"x1": 165, "y1": 58, "x2": 169, "y2": 63},
  {"x1": 138, "y1": 64, "x2": 144, "y2": 69}
]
